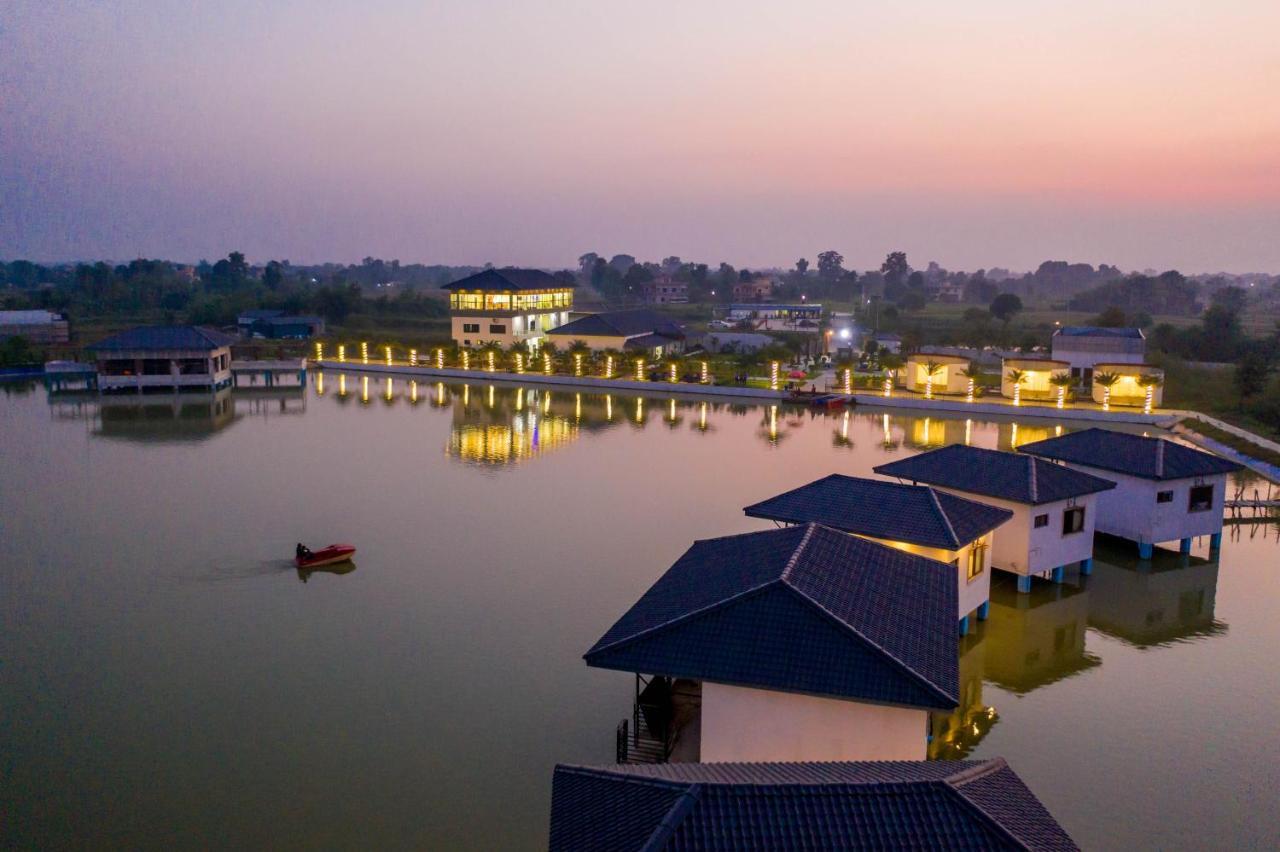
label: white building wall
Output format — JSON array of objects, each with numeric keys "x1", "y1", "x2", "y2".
[
  {"x1": 1060, "y1": 464, "x2": 1229, "y2": 544},
  {"x1": 699, "y1": 682, "x2": 927, "y2": 762},
  {"x1": 927, "y1": 490, "x2": 1100, "y2": 575}
]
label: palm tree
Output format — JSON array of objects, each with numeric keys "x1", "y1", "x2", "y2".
[
  {"x1": 539, "y1": 339, "x2": 560, "y2": 374},
  {"x1": 1005, "y1": 368, "x2": 1027, "y2": 406},
  {"x1": 1093, "y1": 371, "x2": 1119, "y2": 410},
  {"x1": 1049, "y1": 371, "x2": 1073, "y2": 409},
  {"x1": 1136, "y1": 372, "x2": 1164, "y2": 413},
  {"x1": 922, "y1": 360, "x2": 944, "y2": 399},
  {"x1": 567, "y1": 339, "x2": 591, "y2": 376},
  {"x1": 601, "y1": 347, "x2": 622, "y2": 379},
  {"x1": 960, "y1": 364, "x2": 983, "y2": 401},
  {"x1": 478, "y1": 341, "x2": 503, "y2": 373}
]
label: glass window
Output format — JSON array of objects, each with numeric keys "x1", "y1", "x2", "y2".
[
  {"x1": 462, "y1": 323, "x2": 480, "y2": 334},
  {"x1": 1188, "y1": 485, "x2": 1213, "y2": 512},
  {"x1": 966, "y1": 542, "x2": 986, "y2": 581},
  {"x1": 1063, "y1": 507, "x2": 1086, "y2": 535},
  {"x1": 1034, "y1": 513, "x2": 1049, "y2": 528},
  {"x1": 1157, "y1": 490, "x2": 1174, "y2": 503},
  {"x1": 489, "y1": 324, "x2": 506, "y2": 334}
]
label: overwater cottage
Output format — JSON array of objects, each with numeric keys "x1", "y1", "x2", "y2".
[
  {"x1": 875, "y1": 445, "x2": 1117, "y2": 592},
  {"x1": 89, "y1": 326, "x2": 236, "y2": 393},
  {"x1": 585, "y1": 524, "x2": 959, "y2": 763},
  {"x1": 743, "y1": 475, "x2": 1012, "y2": 633},
  {"x1": 1018, "y1": 428, "x2": 1242, "y2": 558},
  {"x1": 442, "y1": 268, "x2": 574, "y2": 351},
  {"x1": 549, "y1": 759, "x2": 1078, "y2": 851}
]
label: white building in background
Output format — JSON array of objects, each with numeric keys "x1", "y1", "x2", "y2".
[
  {"x1": 876, "y1": 445, "x2": 1118, "y2": 593},
  {"x1": 1051, "y1": 326, "x2": 1145, "y2": 386},
  {"x1": 1019, "y1": 428, "x2": 1242, "y2": 558}
]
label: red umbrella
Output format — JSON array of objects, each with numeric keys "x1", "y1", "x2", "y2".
[{"x1": 788, "y1": 370, "x2": 807, "y2": 378}]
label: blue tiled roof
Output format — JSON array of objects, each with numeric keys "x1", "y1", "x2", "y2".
[
  {"x1": 585, "y1": 524, "x2": 958, "y2": 710},
  {"x1": 1053, "y1": 326, "x2": 1144, "y2": 339},
  {"x1": 874, "y1": 445, "x2": 1117, "y2": 505},
  {"x1": 89, "y1": 326, "x2": 238, "y2": 351},
  {"x1": 441, "y1": 268, "x2": 570, "y2": 291},
  {"x1": 549, "y1": 759, "x2": 1078, "y2": 851},
  {"x1": 1018, "y1": 428, "x2": 1241, "y2": 481},
  {"x1": 549, "y1": 310, "x2": 685, "y2": 340},
  {"x1": 743, "y1": 475, "x2": 1012, "y2": 550}
]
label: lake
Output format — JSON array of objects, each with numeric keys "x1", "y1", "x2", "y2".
[{"x1": 2, "y1": 374, "x2": 1278, "y2": 849}]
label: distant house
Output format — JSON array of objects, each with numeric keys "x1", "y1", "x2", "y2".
[
  {"x1": 872, "y1": 331, "x2": 902, "y2": 354},
  {"x1": 1051, "y1": 327, "x2": 1145, "y2": 386},
  {"x1": 640, "y1": 276, "x2": 688, "y2": 305},
  {"x1": 546, "y1": 309, "x2": 685, "y2": 358},
  {"x1": 0, "y1": 310, "x2": 70, "y2": 344},
  {"x1": 731, "y1": 276, "x2": 774, "y2": 302},
  {"x1": 549, "y1": 759, "x2": 1078, "y2": 851},
  {"x1": 237, "y1": 309, "x2": 284, "y2": 335},
  {"x1": 442, "y1": 268, "x2": 574, "y2": 350},
  {"x1": 700, "y1": 331, "x2": 774, "y2": 354},
  {"x1": 1000, "y1": 357, "x2": 1072, "y2": 402},
  {"x1": 875, "y1": 445, "x2": 1117, "y2": 592},
  {"x1": 743, "y1": 475, "x2": 1012, "y2": 633},
  {"x1": 902, "y1": 352, "x2": 970, "y2": 395},
  {"x1": 89, "y1": 326, "x2": 236, "y2": 393},
  {"x1": 585, "y1": 524, "x2": 959, "y2": 763},
  {"x1": 1019, "y1": 428, "x2": 1242, "y2": 558}
]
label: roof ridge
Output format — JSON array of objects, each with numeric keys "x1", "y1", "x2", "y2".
[
  {"x1": 925, "y1": 487, "x2": 962, "y2": 549},
  {"x1": 780, "y1": 523, "x2": 819, "y2": 582},
  {"x1": 943, "y1": 756, "x2": 1007, "y2": 787},
  {"x1": 585, "y1": 581, "x2": 781, "y2": 658},
  {"x1": 1027, "y1": 456, "x2": 1038, "y2": 503},
  {"x1": 940, "y1": 758, "x2": 1039, "y2": 852},
  {"x1": 1154, "y1": 438, "x2": 1165, "y2": 478},
  {"x1": 782, "y1": 583, "x2": 958, "y2": 708},
  {"x1": 639, "y1": 784, "x2": 702, "y2": 852}
]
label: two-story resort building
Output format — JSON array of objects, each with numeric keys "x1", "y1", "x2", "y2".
[
  {"x1": 549, "y1": 758, "x2": 1078, "y2": 851},
  {"x1": 585, "y1": 524, "x2": 959, "y2": 764},
  {"x1": 875, "y1": 445, "x2": 1117, "y2": 592},
  {"x1": 89, "y1": 326, "x2": 235, "y2": 393},
  {"x1": 546, "y1": 309, "x2": 686, "y2": 359},
  {"x1": 743, "y1": 475, "x2": 1012, "y2": 634},
  {"x1": 1051, "y1": 326, "x2": 1145, "y2": 386},
  {"x1": 442, "y1": 268, "x2": 574, "y2": 351},
  {"x1": 1018, "y1": 428, "x2": 1242, "y2": 558}
]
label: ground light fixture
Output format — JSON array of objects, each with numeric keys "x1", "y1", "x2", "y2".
[
  {"x1": 338, "y1": 344, "x2": 346, "y2": 363},
  {"x1": 410, "y1": 349, "x2": 418, "y2": 367},
  {"x1": 361, "y1": 342, "x2": 369, "y2": 364},
  {"x1": 486, "y1": 351, "x2": 495, "y2": 372},
  {"x1": 604, "y1": 355, "x2": 614, "y2": 379},
  {"x1": 514, "y1": 352, "x2": 524, "y2": 374},
  {"x1": 544, "y1": 353, "x2": 552, "y2": 375},
  {"x1": 436, "y1": 349, "x2": 445, "y2": 369},
  {"x1": 700, "y1": 361, "x2": 709, "y2": 383},
  {"x1": 574, "y1": 353, "x2": 583, "y2": 377},
  {"x1": 461, "y1": 350, "x2": 470, "y2": 371},
  {"x1": 669, "y1": 363, "x2": 677, "y2": 383},
  {"x1": 635, "y1": 358, "x2": 645, "y2": 381},
  {"x1": 770, "y1": 361, "x2": 779, "y2": 391}
]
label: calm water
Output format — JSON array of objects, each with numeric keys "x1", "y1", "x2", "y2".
[{"x1": 2, "y1": 374, "x2": 1278, "y2": 850}]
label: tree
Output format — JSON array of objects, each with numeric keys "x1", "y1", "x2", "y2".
[
  {"x1": 881, "y1": 252, "x2": 910, "y2": 289},
  {"x1": 795, "y1": 258, "x2": 809, "y2": 277},
  {"x1": 1093, "y1": 305, "x2": 1127, "y2": 327},
  {"x1": 1093, "y1": 371, "x2": 1120, "y2": 408},
  {"x1": 263, "y1": 260, "x2": 284, "y2": 291},
  {"x1": 816, "y1": 251, "x2": 844, "y2": 281},
  {"x1": 1049, "y1": 371, "x2": 1074, "y2": 406},
  {"x1": 900, "y1": 290, "x2": 927, "y2": 312},
  {"x1": 989, "y1": 293, "x2": 1023, "y2": 324},
  {"x1": 1005, "y1": 368, "x2": 1027, "y2": 404},
  {"x1": 1235, "y1": 351, "x2": 1271, "y2": 398}
]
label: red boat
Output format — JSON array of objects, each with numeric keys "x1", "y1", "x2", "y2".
[{"x1": 295, "y1": 543, "x2": 357, "y2": 569}]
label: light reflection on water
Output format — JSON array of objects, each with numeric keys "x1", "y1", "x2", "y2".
[{"x1": 3, "y1": 375, "x2": 1279, "y2": 850}]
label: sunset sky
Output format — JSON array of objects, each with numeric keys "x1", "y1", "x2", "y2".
[{"x1": 3, "y1": 1, "x2": 1278, "y2": 272}]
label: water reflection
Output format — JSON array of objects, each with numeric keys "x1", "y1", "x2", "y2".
[
  {"x1": 1085, "y1": 542, "x2": 1226, "y2": 648},
  {"x1": 296, "y1": 562, "x2": 358, "y2": 583},
  {"x1": 929, "y1": 633, "x2": 998, "y2": 759},
  {"x1": 982, "y1": 577, "x2": 1101, "y2": 694}
]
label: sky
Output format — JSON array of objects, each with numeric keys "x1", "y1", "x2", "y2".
[{"x1": 3, "y1": 1, "x2": 1279, "y2": 273}]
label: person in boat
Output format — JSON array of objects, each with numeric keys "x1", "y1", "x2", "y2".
[{"x1": 296, "y1": 542, "x2": 313, "y2": 561}]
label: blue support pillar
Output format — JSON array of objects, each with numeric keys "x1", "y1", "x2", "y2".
[
  {"x1": 977, "y1": 600, "x2": 990, "y2": 621},
  {"x1": 1079, "y1": 557, "x2": 1093, "y2": 576},
  {"x1": 1179, "y1": 538, "x2": 1192, "y2": 554},
  {"x1": 958, "y1": 615, "x2": 970, "y2": 637},
  {"x1": 1052, "y1": 566, "x2": 1065, "y2": 584},
  {"x1": 1016, "y1": 575, "x2": 1032, "y2": 594},
  {"x1": 1138, "y1": 541, "x2": 1154, "y2": 560},
  {"x1": 1210, "y1": 532, "x2": 1222, "y2": 551}
]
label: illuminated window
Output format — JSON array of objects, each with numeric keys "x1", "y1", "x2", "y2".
[
  {"x1": 966, "y1": 542, "x2": 986, "y2": 581},
  {"x1": 462, "y1": 323, "x2": 480, "y2": 334},
  {"x1": 1034, "y1": 513, "x2": 1049, "y2": 528},
  {"x1": 1188, "y1": 485, "x2": 1213, "y2": 513},
  {"x1": 1062, "y1": 507, "x2": 1085, "y2": 535},
  {"x1": 1157, "y1": 490, "x2": 1174, "y2": 503}
]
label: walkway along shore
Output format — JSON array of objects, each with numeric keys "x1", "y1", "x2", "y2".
[{"x1": 313, "y1": 359, "x2": 1174, "y2": 426}]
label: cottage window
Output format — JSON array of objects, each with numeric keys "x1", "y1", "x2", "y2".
[
  {"x1": 1034, "y1": 513, "x2": 1049, "y2": 528},
  {"x1": 489, "y1": 324, "x2": 506, "y2": 334},
  {"x1": 966, "y1": 542, "x2": 986, "y2": 581},
  {"x1": 1157, "y1": 490, "x2": 1174, "y2": 503},
  {"x1": 462, "y1": 323, "x2": 480, "y2": 334},
  {"x1": 1062, "y1": 507, "x2": 1086, "y2": 535},
  {"x1": 1188, "y1": 485, "x2": 1214, "y2": 513}
]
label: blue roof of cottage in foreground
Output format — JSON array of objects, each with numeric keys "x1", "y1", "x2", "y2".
[
  {"x1": 549, "y1": 759, "x2": 1078, "y2": 851},
  {"x1": 585, "y1": 524, "x2": 958, "y2": 710},
  {"x1": 743, "y1": 474, "x2": 1012, "y2": 550},
  {"x1": 1018, "y1": 428, "x2": 1241, "y2": 481},
  {"x1": 88, "y1": 326, "x2": 238, "y2": 351},
  {"x1": 874, "y1": 444, "x2": 1117, "y2": 505}
]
